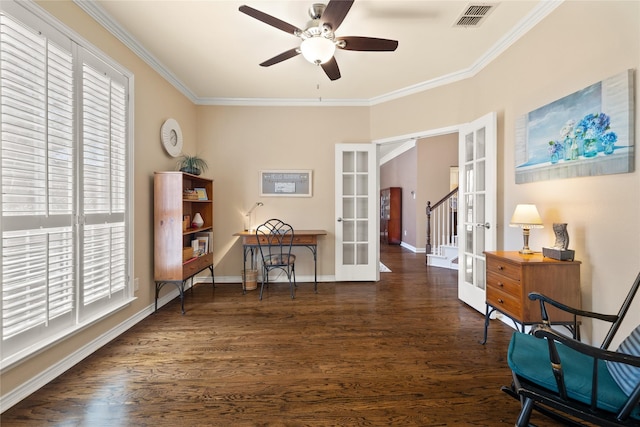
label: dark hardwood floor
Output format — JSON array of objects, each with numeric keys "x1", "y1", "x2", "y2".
[{"x1": 1, "y1": 245, "x2": 563, "y2": 426}]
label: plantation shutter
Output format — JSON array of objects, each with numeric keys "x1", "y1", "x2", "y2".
[
  {"x1": 1, "y1": 1, "x2": 132, "y2": 366},
  {"x1": 0, "y1": 13, "x2": 76, "y2": 351},
  {"x1": 78, "y1": 56, "x2": 128, "y2": 318}
]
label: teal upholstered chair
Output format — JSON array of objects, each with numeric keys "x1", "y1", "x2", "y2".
[
  {"x1": 255, "y1": 219, "x2": 296, "y2": 300},
  {"x1": 503, "y1": 272, "x2": 640, "y2": 426}
]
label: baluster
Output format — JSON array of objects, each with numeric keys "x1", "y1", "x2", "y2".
[{"x1": 426, "y1": 188, "x2": 458, "y2": 264}]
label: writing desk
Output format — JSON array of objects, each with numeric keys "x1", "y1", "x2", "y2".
[{"x1": 234, "y1": 230, "x2": 327, "y2": 293}]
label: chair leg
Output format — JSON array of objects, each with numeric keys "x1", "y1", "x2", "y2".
[
  {"x1": 515, "y1": 397, "x2": 535, "y2": 427},
  {"x1": 289, "y1": 265, "x2": 296, "y2": 299},
  {"x1": 293, "y1": 264, "x2": 297, "y2": 288},
  {"x1": 259, "y1": 267, "x2": 266, "y2": 300}
]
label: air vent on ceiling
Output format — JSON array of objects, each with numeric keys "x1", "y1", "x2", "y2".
[{"x1": 454, "y1": 3, "x2": 497, "y2": 27}]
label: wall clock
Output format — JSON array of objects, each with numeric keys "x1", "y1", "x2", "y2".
[{"x1": 160, "y1": 118, "x2": 183, "y2": 157}]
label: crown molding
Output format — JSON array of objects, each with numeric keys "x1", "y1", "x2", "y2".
[
  {"x1": 196, "y1": 97, "x2": 371, "y2": 107},
  {"x1": 73, "y1": 0, "x2": 199, "y2": 103},
  {"x1": 73, "y1": 0, "x2": 563, "y2": 107},
  {"x1": 369, "y1": 0, "x2": 563, "y2": 106}
]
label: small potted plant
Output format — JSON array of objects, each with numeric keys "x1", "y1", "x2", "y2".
[{"x1": 177, "y1": 154, "x2": 208, "y2": 176}]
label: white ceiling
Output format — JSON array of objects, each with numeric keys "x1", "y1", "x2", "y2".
[{"x1": 78, "y1": 0, "x2": 559, "y2": 106}]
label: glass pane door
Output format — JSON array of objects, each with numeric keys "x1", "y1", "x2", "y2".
[
  {"x1": 458, "y1": 113, "x2": 496, "y2": 313},
  {"x1": 335, "y1": 144, "x2": 378, "y2": 281}
]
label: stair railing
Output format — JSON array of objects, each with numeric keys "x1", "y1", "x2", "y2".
[{"x1": 426, "y1": 187, "x2": 458, "y2": 258}]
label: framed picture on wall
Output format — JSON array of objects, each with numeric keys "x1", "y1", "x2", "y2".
[
  {"x1": 515, "y1": 69, "x2": 635, "y2": 183},
  {"x1": 260, "y1": 170, "x2": 312, "y2": 197}
]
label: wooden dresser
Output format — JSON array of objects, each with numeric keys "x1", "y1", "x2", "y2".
[{"x1": 483, "y1": 251, "x2": 581, "y2": 343}]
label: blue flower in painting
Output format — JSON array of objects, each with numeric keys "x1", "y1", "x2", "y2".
[
  {"x1": 600, "y1": 131, "x2": 618, "y2": 154},
  {"x1": 592, "y1": 112, "x2": 611, "y2": 133},
  {"x1": 601, "y1": 132, "x2": 618, "y2": 144},
  {"x1": 577, "y1": 112, "x2": 612, "y2": 139},
  {"x1": 548, "y1": 140, "x2": 563, "y2": 155}
]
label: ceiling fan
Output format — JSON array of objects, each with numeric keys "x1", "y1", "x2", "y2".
[{"x1": 239, "y1": 0, "x2": 398, "y2": 81}]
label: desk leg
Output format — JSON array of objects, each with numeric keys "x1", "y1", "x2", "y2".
[
  {"x1": 306, "y1": 244, "x2": 318, "y2": 293},
  {"x1": 242, "y1": 245, "x2": 247, "y2": 294}
]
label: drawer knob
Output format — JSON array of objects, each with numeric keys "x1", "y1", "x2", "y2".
[
  {"x1": 498, "y1": 298, "x2": 504, "y2": 304},
  {"x1": 498, "y1": 282, "x2": 504, "y2": 287},
  {"x1": 498, "y1": 265, "x2": 504, "y2": 271}
]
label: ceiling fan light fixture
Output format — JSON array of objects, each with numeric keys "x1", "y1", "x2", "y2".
[{"x1": 300, "y1": 36, "x2": 335, "y2": 65}]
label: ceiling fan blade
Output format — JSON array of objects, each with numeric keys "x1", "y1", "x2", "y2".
[
  {"x1": 321, "y1": 57, "x2": 341, "y2": 81},
  {"x1": 320, "y1": 0, "x2": 354, "y2": 31},
  {"x1": 259, "y1": 48, "x2": 300, "y2": 67},
  {"x1": 239, "y1": 5, "x2": 302, "y2": 36},
  {"x1": 337, "y1": 36, "x2": 399, "y2": 52}
]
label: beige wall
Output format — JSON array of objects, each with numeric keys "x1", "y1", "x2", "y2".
[
  {"x1": 416, "y1": 134, "x2": 459, "y2": 251},
  {"x1": 2, "y1": 0, "x2": 639, "y2": 409},
  {"x1": 196, "y1": 105, "x2": 371, "y2": 280}
]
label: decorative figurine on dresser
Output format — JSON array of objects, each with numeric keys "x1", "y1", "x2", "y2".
[{"x1": 542, "y1": 223, "x2": 575, "y2": 261}]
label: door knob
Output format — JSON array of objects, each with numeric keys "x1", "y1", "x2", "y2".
[
  {"x1": 337, "y1": 217, "x2": 343, "y2": 222},
  {"x1": 475, "y1": 222, "x2": 491, "y2": 229}
]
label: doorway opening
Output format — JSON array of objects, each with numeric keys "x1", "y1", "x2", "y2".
[{"x1": 377, "y1": 130, "x2": 459, "y2": 258}]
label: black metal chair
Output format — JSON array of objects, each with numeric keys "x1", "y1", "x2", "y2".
[
  {"x1": 255, "y1": 219, "x2": 296, "y2": 300},
  {"x1": 503, "y1": 272, "x2": 640, "y2": 426}
]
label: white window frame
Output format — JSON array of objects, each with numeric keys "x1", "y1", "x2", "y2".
[{"x1": 0, "y1": 0, "x2": 134, "y2": 370}]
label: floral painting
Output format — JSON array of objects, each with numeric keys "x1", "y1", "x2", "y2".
[{"x1": 515, "y1": 69, "x2": 634, "y2": 183}]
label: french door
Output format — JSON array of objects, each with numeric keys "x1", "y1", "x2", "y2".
[
  {"x1": 334, "y1": 143, "x2": 379, "y2": 281},
  {"x1": 458, "y1": 112, "x2": 497, "y2": 313}
]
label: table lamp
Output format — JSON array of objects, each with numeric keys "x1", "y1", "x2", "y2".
[
  {"x1": 509, "y1": 204, "x2": 543, "y2": 254},
  {"x1": 244, "y1": 202, "x2": 263, "y2": 231}
]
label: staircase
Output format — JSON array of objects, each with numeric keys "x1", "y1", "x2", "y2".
[{"x1": 426, "y1": 188, "x2": 458, "y2": 270}]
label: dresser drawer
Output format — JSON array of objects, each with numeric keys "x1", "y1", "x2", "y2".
[
  {"x1": 486, "y1": 257, "x2": 521, "y2": 281},
  {"x1": 486, "y1": 270, "x2": 522, "y2": 299},
  {"x1": 487, "y1": 286, "x2": 522, "y2": 318}
]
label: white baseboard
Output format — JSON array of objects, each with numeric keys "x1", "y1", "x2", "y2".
[
  {"x1": 200, "y1": 274, "x2": 336, "y2": 284},
  {"x1": 400, "y1": 242, "x2": 425, "y2": 253}
]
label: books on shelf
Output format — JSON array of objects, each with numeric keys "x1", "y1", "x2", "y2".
[{"x1": 192, "y1": 231, "x2": 213, "y2": 256}]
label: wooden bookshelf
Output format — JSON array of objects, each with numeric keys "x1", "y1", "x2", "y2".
[{"x1": 154, "y1": 171, "x2": 214, "y2": 313}]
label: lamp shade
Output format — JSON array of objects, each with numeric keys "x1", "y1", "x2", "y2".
[
  {"x1": 509, "y1": 204, "x2": 543, "y2": 228},
  {"x1": 300, "y1": 36, "x2": 335, "y2": 64}
]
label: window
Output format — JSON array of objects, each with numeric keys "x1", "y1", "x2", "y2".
[{"x1": 0, "y1": 1, "x2": 133, "y2": 368}]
